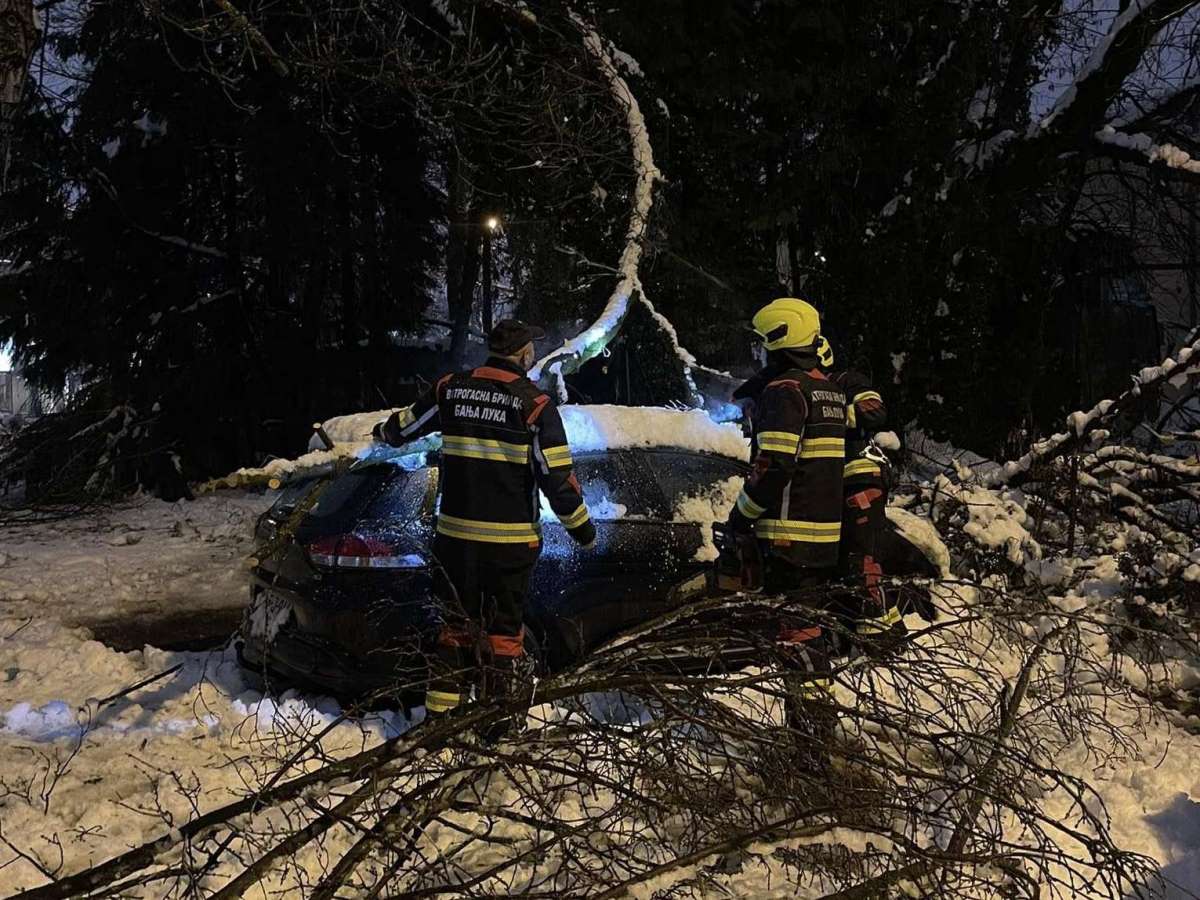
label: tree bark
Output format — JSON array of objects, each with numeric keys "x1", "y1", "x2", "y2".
[{"x1": 445, "y1": 147, "x2": 481, "y2": 365}]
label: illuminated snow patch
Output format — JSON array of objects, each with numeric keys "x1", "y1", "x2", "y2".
[{"x1": 560, "y1": 405, "x2": 749, "y2": 461}]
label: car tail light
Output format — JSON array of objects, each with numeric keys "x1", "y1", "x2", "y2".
[{"x1": 306, "y1": 534, "x2": 426, "y2": 569}]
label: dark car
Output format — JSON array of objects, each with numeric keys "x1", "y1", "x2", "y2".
[{"x1": 237, "y1": 444, "x2": 936, "y2": 702}]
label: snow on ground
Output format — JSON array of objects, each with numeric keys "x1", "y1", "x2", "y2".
[
  {"x1": 0, "y1": 492, "x2": 270, "y2": 635},
  {"x1": 2, "y1": 586, "x2": 1199, "y2": 895},
  {"x1": 0, "y1": 483, "x2": 1199, "y2": 894},
  {"x1": 0, "y1": 619, "x2": 407, "y2": 894}
]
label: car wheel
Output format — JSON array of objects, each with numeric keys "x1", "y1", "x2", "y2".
[{"x1": 234, "y1": 639, "x2": 271, "y2": 693}]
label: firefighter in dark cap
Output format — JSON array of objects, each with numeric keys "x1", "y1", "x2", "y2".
[{"x1": 375, "y1": 320, "x2": 595, "y2": 735}]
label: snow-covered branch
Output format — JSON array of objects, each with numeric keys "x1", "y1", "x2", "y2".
[
  {"x1": 1031, "y1": 0, "x2": 1197, "y2": 140},
  {"x1": 529, "y1": 18, "x2": 699, "y2": 403},
  {"x1": 956, "y1": 0, "x2": 1198, "y2": 181},
  {"x1": 1094, "y1": 125, "x2": 1200, "y2": 174},
  {"x1": 985, "y1": 333, "x2": 1200, "y2": 487},
  {"x1": 1108, "y1": 75, "x2": 1200, "y2": 131}
]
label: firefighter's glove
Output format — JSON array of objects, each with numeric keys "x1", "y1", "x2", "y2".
[{"x1": 570, "y1": 519, "x2": 597, "y2": 550}]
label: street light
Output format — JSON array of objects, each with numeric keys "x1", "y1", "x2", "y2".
[{"x1": 482, "y1": 215, "x2": 501, "y2": 334}]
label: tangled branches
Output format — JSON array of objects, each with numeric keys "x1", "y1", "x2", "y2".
[
  {"x1": 3, "y1": 574, "x2": 1181, "y2": 899},
  {"x1": 0, "y1": 392, "x2": 192, "y2": 526}
]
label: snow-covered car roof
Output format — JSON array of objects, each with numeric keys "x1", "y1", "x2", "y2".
[
  {"x1": 314, "y1": 403, "x2": 750, "y2": 462},
  {"x1": 222, "y1": 404, "x2": 749, "y2": 487}
]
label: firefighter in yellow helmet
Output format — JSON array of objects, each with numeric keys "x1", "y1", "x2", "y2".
[{"x1": 726, "y1": 297, "x2": 846, "y2": 769}]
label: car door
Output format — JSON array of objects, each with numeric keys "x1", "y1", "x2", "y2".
[{"x1": 533, "y1": 447, "x2": 748, "y2": 665}]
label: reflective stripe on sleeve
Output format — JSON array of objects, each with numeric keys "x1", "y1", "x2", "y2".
[
  {"x1": 755, "y1": 518, "x2": 841, "y2": 543},
  {"x1": 398, "y1": 403, "x2": 439, "y2": 438},
  {"x1": 844, "y1": 457, "x2": 882, "y2": 478},
  {"x1": 798, "y1": 437, "x2": 845, "y2": 459},
  {"x1": 736, "y1": 489, "x2": 766, "y2": 519},
  {"x1": 757, "y1": 431, "x2": 801, "y2": 455},
  {"x1": 441, "y1": 435, "x2": 530, "y2": 464},
  {"x1": 853, "y1": 391, "x2": 883, "y2": 404},
  {"x1": 558, "y1": 503, "x2": 590, "y2": 529},
  {"x1": 540, "y1": 444, "x2": 574, "y2": 469},
  {"x1": 436, "y1": 514, "x2": 541, "y2": 544}
]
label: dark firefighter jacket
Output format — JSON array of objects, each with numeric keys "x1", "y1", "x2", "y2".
[
  {"x1": 733, "y1": 365, "x2": 846, "y2": 568},
  {"x1": 377, "y1": 357, "x2": 595, "y2": 558},
  {"x1": 830, "y1": 369, "x2": 886, "y2": 488}
]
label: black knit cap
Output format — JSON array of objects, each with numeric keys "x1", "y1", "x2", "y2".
[{"x1": 488, "y1": 319, "x2": 546, "y2": 356}]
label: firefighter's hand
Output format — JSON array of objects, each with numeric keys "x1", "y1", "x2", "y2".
[{"x1": 571, "y1": 519, "x2": 597, "y2": 550}]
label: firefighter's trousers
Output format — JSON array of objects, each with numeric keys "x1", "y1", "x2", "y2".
[
  {"x1": 839, "y1": 480, "x2": 903, "y2": 635},
  {"x1": 425, "y1": 535, "x2": 535, "y2": 737},
  {"x1": 764, "y1": 557, "x2": 839, "y2": 772}
]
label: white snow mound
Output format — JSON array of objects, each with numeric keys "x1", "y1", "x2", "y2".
[{"x1": 560, "y1": 405, "x2": 749, "y2": 460}]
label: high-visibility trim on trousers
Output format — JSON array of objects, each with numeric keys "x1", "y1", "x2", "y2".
[
  {"x1": 857, "y1": 606, "x2": 902, "y2": 634},
  {"x1": 436, "y1": 513, "x2": 540, "y2": 544},
  {"x1": 844, "y1": 457, "x2": 882, "y2": 478},
  {"x1": 755, "y1": 518, "x2": 841, "y2": 543},
  {"x1": 426, "y1": 690, "x2": 463, "y2": 713},
  {"x1": 796, "y1": 677, "x2": 832, "y2": 698}
]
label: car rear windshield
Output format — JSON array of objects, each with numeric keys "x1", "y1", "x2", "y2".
[
  {"x1": 298, "y1": 463, "x2": 435, "y2": 531},
  {"x1": 572, "y1": 452, "x2": 663, "y2": 519}
]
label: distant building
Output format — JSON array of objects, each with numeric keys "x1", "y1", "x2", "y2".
[
  {"x1": 0, "y1": 367, "x2": 37, "y2": 419},
  {"x1": 1068, "y1": 167, "x2": 1200, "y2": 409}
]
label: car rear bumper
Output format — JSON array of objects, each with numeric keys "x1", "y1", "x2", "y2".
[{"x1": 237, "y1": 623, "x2": 430, "y2": 699}]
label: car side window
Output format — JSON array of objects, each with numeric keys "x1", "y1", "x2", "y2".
[
  {"x1": 566, "y1": 451, "x2": 669, "y2": 520},
  {"x1": 638, "y1": 451, "x2": 747, "y2": 521}
]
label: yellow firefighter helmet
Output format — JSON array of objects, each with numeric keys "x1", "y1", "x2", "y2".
[{"x1": 751, "y1": 297, "x2": 822, "y2": 352}]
